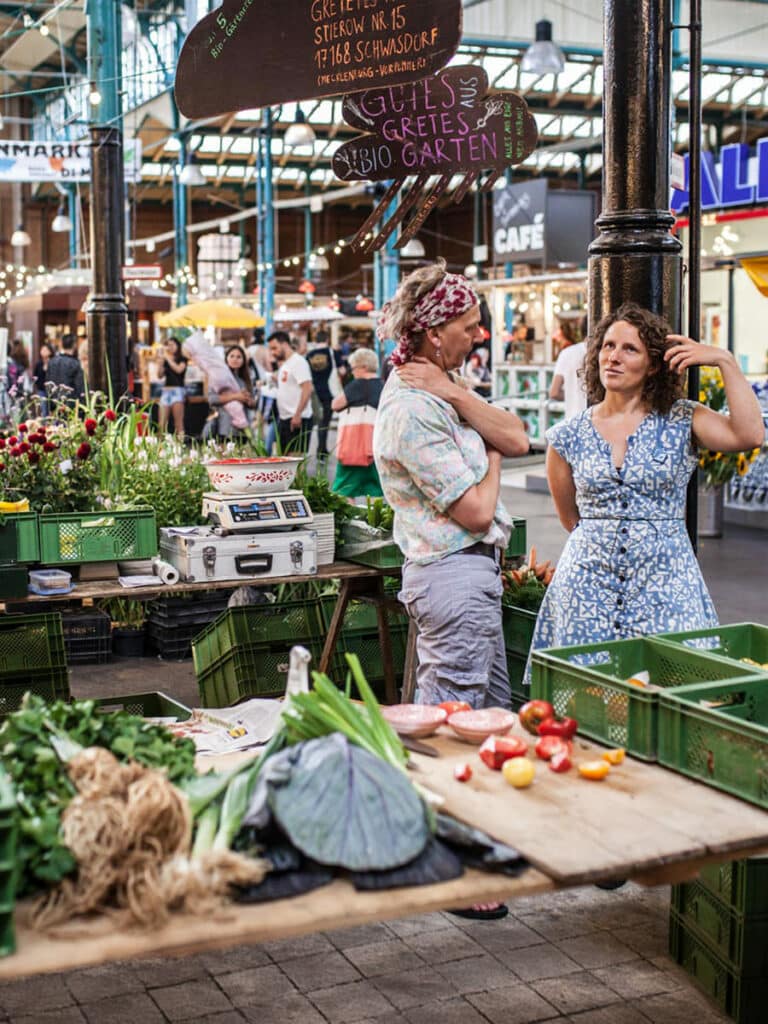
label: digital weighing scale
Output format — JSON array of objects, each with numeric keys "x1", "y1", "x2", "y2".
[{"x1": 202, "y1": 490, "x2": 314, "y2": 533}]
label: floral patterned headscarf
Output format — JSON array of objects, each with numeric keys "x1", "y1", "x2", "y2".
[{"x1": 378, "y1": 273, "x2": 478, "y2": 367}]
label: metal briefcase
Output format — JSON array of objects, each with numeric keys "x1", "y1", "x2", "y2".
[{"x1": 159, "y1": 527, "x2": 317, "y2": 583}]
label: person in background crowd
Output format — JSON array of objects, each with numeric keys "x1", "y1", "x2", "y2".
[
  {"x1": 33, "y1": 341, "x2": 55, "y2": 415},
  {"x1": 268, "y1": 331, "x2": 314, "y2": 454},
  {"x1": 503, "y1": 319, "x2": 532, "y2": 361},
  {"x1": 374, "y1": 260, "x2": 529, "y2": 921},
  {"x1": 209, "y1": 344, "x2": 256, "y2": 437},
  {"x1": 331, "y1": 347, "x2": 384, "y2": 498},
  {"x1": 155, "y1": 337, "x2": 188, "y2": 436},
  {"x1": 550, "y1": 318, "x2": 588, "y2": 421},
  {"x1": 465, "y1": 350, "x2": 492, "y2": 398},
  {"x1": 528, "y1": 302, "x2": 765, "y2": 678},
  {"x1": 77, "y1": 338, "x2": 89, "y2": 381},
  {"x1": 250, "y1": 343, "x2": 279, "y2": 454},
  {"x1": 307, "y1": 329, "x2": 341, "y2": 459},
  {"x1": 46, "y1": 333, "x2": 84, "y2": 405},
  {"x1": 7, "y1": 340, "x2": 32, "y2": 398}
]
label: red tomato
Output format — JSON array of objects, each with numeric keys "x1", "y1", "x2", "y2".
[
  {"x1": 439, "y1": 701, "x2": 472, "y2": 716},
  {"x1": 534, "y1": 735, "x2": 573, "y2": 761},
  {"x1": 454, "y1": 763, "x2": 473, "y2": 783},
  {"x1": 518, "y1": 700, "x2": 555, "y2": 736},
  {"x1": 549, "y1": 750, "x2": 572, "y2": 773},
  {"x1": 478, "y1": 734, "x2": 529, "y2": 770}
]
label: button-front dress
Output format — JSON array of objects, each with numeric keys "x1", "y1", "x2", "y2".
[{"x1": 527, "y1": 399, "x2": 718, "y2": 671}]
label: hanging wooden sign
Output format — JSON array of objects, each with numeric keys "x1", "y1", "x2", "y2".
[
  {"x1": 331, "y1": 66, "x2": 539, "y2": 253},
  {"x1": 175, "y1": 0, "x2": 462, "y2": 119}
]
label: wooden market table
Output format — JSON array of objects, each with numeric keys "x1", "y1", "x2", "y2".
[
  {"x1": 3, "y1": 561, "x2": 406, "y2": 702},
  {"x1": 2, "y1": 727, "x2": 768, "y2": 980}
]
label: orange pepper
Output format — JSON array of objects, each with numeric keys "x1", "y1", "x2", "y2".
[
  {"x1": 578, "y1": 760, "x2": 611, "y2": 781},
  {"x1": 602, "y1": 748, "x2": 626, "y2": 765}
]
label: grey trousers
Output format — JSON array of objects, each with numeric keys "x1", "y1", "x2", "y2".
[{"x1": 398, "y1": 550, "x2": 510, "y2": 710}]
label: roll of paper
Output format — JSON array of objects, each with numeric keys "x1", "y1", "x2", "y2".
[{"x1": 152, "y1": 557, "x2": 180, "y2": 586}]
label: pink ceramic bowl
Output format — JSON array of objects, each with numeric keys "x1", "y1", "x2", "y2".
[
  {"x1": 447, "y1": 708, "x2": 516, "y2": 744},
  {"x1": 205, "y1": 457, "x2": 303, "y2": 495},
  {"x1": 381, "y1": 704, "x2": 448, "y2": 738}
]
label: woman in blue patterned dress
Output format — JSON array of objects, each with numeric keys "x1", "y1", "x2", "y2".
[{"x1": 529, "y1": 303, "x2": 764, "y2": 669}]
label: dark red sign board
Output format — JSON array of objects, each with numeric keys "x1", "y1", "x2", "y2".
[
  {"x1": 332, "y1": 66, "x2": 538, "y2": 182},
  {"x1": 175, "y1": 0, "x2": 463, "y2": 119}
]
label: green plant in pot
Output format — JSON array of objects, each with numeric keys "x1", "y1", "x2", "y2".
[{"x1": 99, "y1": 597, "x2": 147, "y2": 658}]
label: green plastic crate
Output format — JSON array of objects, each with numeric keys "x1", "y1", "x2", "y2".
[
  {"x1": 0, "y1": 612, "x2": 66, "y2": 676},
  {"x1": 0, "y1": 512, "x2": 39, "y2": 565},
  {"x1": 0, "y1": 902, "x2": 14, "y2": 958},
  {"x1": 672, "y1": 881, "x2": 768, "y2": 976},
  {"x1": 502, "y1": 603, "x2": 537, "y2": 657},
  {"x1": 658, "y1": 624, "x2": 768, "y2": 677},
  {"x1": 657, "y1": 677, "x2": 768, "y2": 809},
  {"x1": 192, "y1": 600, "x2": 326, "y2": 678},
  {"x1": 505, "y1": 518, "x2": 527, "y2": 560},
  {"x1": 698, "y1": 858, "x2": 768, "y2": 915},
  {"x1": 669, "y1": 909, "x2": 768, "y2": 1024},
  {"x1": 0, "y1": 567, "x2": 28, "y2": 600},
  {"x1": 0, "y1": 667, "x2": 70, "y2": 718},
  {"x1": 38, "y1": 507, "x2": 157, "y2": 565},
  {"x1": 197, "y1": 639, "x2": 325, "y2": 706},
  {"x1": 93, "y1": 692, "x2": 191, "y2": 720},
  {"x1": 0, "y1": 766, "x2": 17, "y2": 913},
  {"x1": 531, "y1": 636, "x2": 760, "y2": 761},
  {"x1": 342, "y1": 545, "x2": 403, "y2": 570}
]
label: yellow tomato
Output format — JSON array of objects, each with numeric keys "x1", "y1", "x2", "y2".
[
  {"x1": 502, "y1": 757, "x2": 536, "y2": 788},
  {"x1": 602, "y1": 748, "x2": 625, "y2": 765},
  {"x1": 579, "y1": 760, "x2": 611, "y2": 781}
]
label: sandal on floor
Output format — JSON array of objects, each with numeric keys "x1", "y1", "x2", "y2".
[{"x1": 447, "y1": 904, "x2": 509, "y2": 921}]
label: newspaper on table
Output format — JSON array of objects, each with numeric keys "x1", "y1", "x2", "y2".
[{"x1": 159, "y1": 699, "x2": 285, "y2": 755}]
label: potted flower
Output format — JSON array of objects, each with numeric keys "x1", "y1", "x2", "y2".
[
  {"x1": 697, "y1": 369, "x2": 762, "y2": 537},
  {"x1": 99, "y1": 597, "x2": 148, "y2": 657}
]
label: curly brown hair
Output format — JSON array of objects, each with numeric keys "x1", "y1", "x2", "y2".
[{"x1": 583, "y1": 303, "x2": 682, "y2": 414}]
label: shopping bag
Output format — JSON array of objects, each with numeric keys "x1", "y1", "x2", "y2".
[{"x1": 336, "y1": 405, "x2": 377, "y2": 466}]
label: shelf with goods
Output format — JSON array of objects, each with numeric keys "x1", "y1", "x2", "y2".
[{"x1": 492, "y1": 364, "x2": 554, "y2": 448}]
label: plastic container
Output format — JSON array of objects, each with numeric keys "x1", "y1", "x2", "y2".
[
  {"x1": 502, "y1": 603, "x2": 538, "y2": 657},
  {"x1": 669, "y1": 909, "x2": 768, "y2": 1023},
  {"x1": 657, "y1": 623, "x2": 768, "y2": 677},
  {"x1": 672, "y1": 880, "x2": 768, "y2": 975},
  {"x1": 505, "y1": 518, "x2": 527, "y2": 560},
  {"x1": 112, "y1": 627, "x2": 146, "y2": 658},
  {"x1": 0, "y1": 612, "x2": 67, "y2": 677},
  {"x1": 28, "y1": 569, "x2": 73, "y2": 596},
  {"x1": 38, "y1": 507, "x2": 157, "y2": 565},
  {"x1": 93, "y1": 692, "x2": 191, "y2": 720},
  {"x1": 657, "y1": 677, "x2": 768, "y2": 809},
  {"x1": 531, "y1": 635, "x2": 761, "y2": 760},
  {"x1": 192, "y1": 600, "x2": 326, "y2": 679},
  {"x1": 0, "y1": 511, "x2": 40, "y2": 565},
  {"x1": 0, "y1": 667, "x2": 70, "y2": 718},
  {"x1": 61, "y1": 610, "x2": 112, "y2": 665},
  {"x1": 0, "y1": 567, "x2": 28, "y2": 600},
  {"x1": 698, "y1": 857, "x2": 768, "y2": 915},
  {"x1": 197, "y1": 639, "x2": 325, "y2": 706}
]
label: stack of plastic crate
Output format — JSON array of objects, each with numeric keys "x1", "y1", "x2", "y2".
[
  {"x1": 147, "y1": 591, "x2": 231, "y2": 661},
  {"x1": 192, "y1": 599, "x2": 326, "y2": 705},
  {"x1": 0, "y1": 613, "x2": 69, "y2": 717},
  {"x1": 0, "y1": 512, "x2": 39, "y2": 600},
  {"x1": 670, "y1": 857, "x2": 768, "y2": 1023},
  {"x1": 0, "y1": 764, "x2": 17, "y2": 956}
]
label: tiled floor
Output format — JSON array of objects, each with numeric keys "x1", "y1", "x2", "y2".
[{"x1": 6, "y1": 463, "x2": 763, "y2": 1023}]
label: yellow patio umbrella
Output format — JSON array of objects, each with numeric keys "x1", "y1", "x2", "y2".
[
  {"x1": 740, "y1": 258, "x2": 768, "y2": 298},
  {"x1": 157, "y1": 299, "x2": 266, "y2": 329}
]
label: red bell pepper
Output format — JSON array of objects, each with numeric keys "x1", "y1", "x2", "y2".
[
  {"x1": 549, "y1": 750, "x2": 572, "y2": 773},
  {"x1": 534, "y1": 735, "x2": 573, "y2": 761},
  {"x1": 478, "y1": 734, "x2": 529, "y2": 770},
  {"x1": 454, "y1": 763, "x2": 473, "y2": 783},
  {"x1": 537, "y1": 716, "x2": 578, "y2": 740}
]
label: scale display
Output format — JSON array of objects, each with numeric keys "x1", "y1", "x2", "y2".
[{"x1": 202, "y1": 490, "x2": 314, "y2": 532}]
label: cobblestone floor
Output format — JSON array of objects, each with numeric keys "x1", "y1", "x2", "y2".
[{"x1": 0, "y1": 883, "x2": 730, "y2": 1023}]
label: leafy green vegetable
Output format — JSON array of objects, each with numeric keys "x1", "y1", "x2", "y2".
[
  {"x1": 501, "y1": 573, "x2": 547, "y2": 611},
  {"x1": 0, "y1": 693, "x2": 197, "y2": 896},
  {"x1": 268, "y1": 734, "x2": 429, "y2": 870}
]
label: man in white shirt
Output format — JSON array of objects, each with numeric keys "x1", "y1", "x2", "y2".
[
  {"x1": 550, "y1": 340, "x2": 587, "y2": 420},
  {"x1": 267, "y1": 331, "x2": 314, "y2": 454}
]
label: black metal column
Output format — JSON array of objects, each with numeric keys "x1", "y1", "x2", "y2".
[
  {"x1": 86, "y1": 126, "x2": 128, "y2": 397},
  {"x1": 588, "y1": 0, "x2": 682, "y2": 329}
]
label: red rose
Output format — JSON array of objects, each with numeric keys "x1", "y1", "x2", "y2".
[
  {"x1": 43, "y1": 442, "x2": 57, "y2": 453},
  {"x1": 27, "y1": 433, "x2": 43, "y2": 444},
  {"x1": 103, "y1": 409, "x2": 117, "y2": 422},
  {"x1": 9, "y1": 447, "x2": 21, "y2": 458},
  {"x1": 0, "y1": 439, "x2": 5, "y2": 450},
  {"x1": 18, "y1": 423, "x2": 28, "y2": 434},
  {"x1": 76, "y1": 442, "x2": 91, "y2": 460},
  {"x1": 18, "y1": 442, "x2": 29, "y2": 454},
  {"x1": 27, "y1": 451, "x2": 40, "y2": 465},
  {"x1": 8, "y1": 436, "x2": 17, "y2": 445},
  {"x1": 84, "y1": 418, "x2": 97, "y2": 436}
]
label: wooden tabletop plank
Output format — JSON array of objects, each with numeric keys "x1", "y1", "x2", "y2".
[
  {"x1": 411, "y1": 727, "x2": 768, "y2": 886},
  {"x1": 0, "y1": 868, "x2": 553, "y2": 980}
]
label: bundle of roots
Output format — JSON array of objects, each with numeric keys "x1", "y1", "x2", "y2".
[{"x1": 31, "y1": 748, "x2": 267, "y2": 931}]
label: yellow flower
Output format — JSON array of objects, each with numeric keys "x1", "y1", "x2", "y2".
[
  {"x1": 698, "y1": 391, "x2": 706, "y2": 403},
  {"x1": 737, "y1": 453, "x2": 748, "y2": 475},
  {"x1": 714, "y1": 452, "x2": 723, "y2": 460}
]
